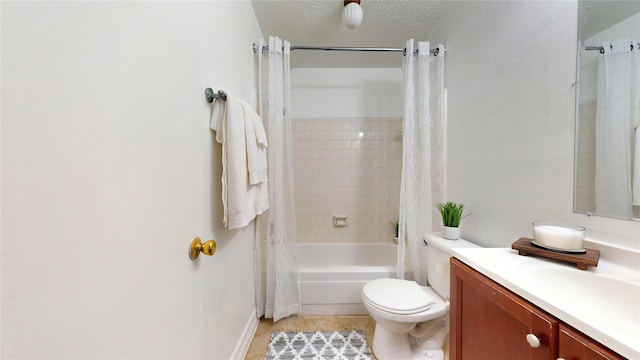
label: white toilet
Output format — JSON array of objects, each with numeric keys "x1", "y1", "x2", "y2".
[{"x1": 361, "y1": 232, "x2": 479, "y2": 360}]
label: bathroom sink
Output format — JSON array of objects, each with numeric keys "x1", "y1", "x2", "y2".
[{"x1": 519, "y1": 264, "x2": 640, "y2": 333}]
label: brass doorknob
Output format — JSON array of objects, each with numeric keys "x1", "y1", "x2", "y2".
[{"x1": 189, "y1": 236, "x2": 217, "y2": 260}]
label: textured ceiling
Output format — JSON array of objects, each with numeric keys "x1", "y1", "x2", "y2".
[{"x1": 250, "y1": 0, "x2": 457, "y2": 68}]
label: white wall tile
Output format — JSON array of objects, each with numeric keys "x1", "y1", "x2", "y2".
[{"x1": 293, "y1": 117, "x2": 402, "y2": 244}]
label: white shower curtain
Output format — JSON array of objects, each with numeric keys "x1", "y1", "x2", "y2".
[
  {"x1": 595, "y1": 38, "x2": 639, "y2": 219},
  {"x1": 254, "y1": 37, "x2": 300, "y2": 322},
  {"x1": 398, "y1": 40, "x2": 445, "y2": 285}
]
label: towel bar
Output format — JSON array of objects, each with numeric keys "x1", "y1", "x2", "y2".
[{"x1": 205, "y1": 88, "x2": 227, "y2": 103}]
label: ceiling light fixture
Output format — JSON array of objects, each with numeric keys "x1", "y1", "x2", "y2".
[{"x1": 343, "y1": 0, "x2": 363, "y2": 29}]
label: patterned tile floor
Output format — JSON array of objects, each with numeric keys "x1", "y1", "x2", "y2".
[{"x1": 244, "y1": 315, "x2": 376, "y2": 360}]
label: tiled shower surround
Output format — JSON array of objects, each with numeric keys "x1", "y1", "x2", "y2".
[{"x1": 292, "y1": 117, "x2": 402, "y2": 244}]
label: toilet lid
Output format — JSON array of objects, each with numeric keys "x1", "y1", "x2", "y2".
[{"x1": 362, "y1": 278, "x2": 434, "y2": 314}]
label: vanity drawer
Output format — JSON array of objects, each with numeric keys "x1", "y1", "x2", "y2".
[{"x1": 559, "y1": 324, "x2": 625, "y2": 360}]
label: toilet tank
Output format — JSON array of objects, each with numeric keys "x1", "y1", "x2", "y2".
[{"x1": 425, "y1": 232, "x2": 480, "y2": 300}]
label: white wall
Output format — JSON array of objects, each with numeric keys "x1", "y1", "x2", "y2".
[
  {"x1": 1, "y1": 1, "x2": 262, "y2": 358},
  {"x1": 429, "y1": 1, "x2": 640, "y2": 249},
  {"x1": 291, "y1": 68, "x2": 402, "y2": 118}
]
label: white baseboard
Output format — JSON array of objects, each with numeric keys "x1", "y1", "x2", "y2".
[{"x1": 231, "y1": 308, "x2": 259, "y2": 360}]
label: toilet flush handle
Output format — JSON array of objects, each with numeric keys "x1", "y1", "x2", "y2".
[{"x1": 525, "y1": 333, "x2": 541, "y2": 348}]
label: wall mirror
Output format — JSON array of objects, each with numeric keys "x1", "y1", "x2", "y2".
[{"x1": 574, "y1": 0, "x2": 640, "y2": 221}]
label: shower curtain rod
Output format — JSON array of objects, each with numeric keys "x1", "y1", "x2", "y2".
[
  {"x1": 252, "y1": 43, "x2": 444, "y2": 56},
  {"x1": 585, "y1": 43, "x2": 638, "y2": 53}
]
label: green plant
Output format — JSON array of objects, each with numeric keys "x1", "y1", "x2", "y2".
[
  {"x1": 391, "y1": 220, "x2": 399, "y2": 237},
  {"x1": 437, "y1": 202, "x2": 468, "y2": 227}
]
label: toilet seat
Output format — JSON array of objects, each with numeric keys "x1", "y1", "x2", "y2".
[
  {"x1": 362, "y1": 280, "x2": 448, "y2": 324},
  {"x1": 362, "y1": 278, "x2": 435, "y2": 315}
]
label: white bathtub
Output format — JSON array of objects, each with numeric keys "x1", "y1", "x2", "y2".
[{"x1": 296, "y1": 242, "x2": 402, "y2": 315}]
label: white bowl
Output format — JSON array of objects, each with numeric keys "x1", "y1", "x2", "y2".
[{"x1": 532, "y1": 222, "x2": 585, "y2": 251}]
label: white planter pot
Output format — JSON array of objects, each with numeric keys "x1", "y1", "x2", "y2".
[{"x1": 442, "y1": 226, "x2": 460, "y2": 240}]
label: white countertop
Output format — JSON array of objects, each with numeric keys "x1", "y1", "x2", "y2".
[{"x1": 450, "y1": 247, "x2": 640, "y2": 359}]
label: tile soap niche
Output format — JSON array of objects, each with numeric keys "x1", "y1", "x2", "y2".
[{"x1": 333, "y1": 214, "x2": 348, "y2": 227}]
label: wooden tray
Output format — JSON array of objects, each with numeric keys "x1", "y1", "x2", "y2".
[{"x1": 511, "y1": 237, "x2": 600, "y2": 270}]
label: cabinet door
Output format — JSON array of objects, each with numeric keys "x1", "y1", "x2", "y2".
[
  {"x1": 450, "y1": 258, "x2": 558, "y2": 360},
  {"x1": 559, "y1": 324, "x2": 625, "y2": 360}
]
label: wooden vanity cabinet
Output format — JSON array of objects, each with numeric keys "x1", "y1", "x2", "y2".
[
  {"x1": 450, "y1": 257, "x2": 558, "y2": 360},
  {"x1": 558, "y1": 324, "x2": 624, "y2": 360},
  {"x1": 450, "y1": 258, "x2": 626, "y2": 360}
]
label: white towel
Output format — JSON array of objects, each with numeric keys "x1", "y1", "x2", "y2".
[
  {"x1": 242, "y1": 101, "x2": 268, "y2": 185},
  {"x1": 210, "y1": 95, "x2": 269, "y2": 229}
]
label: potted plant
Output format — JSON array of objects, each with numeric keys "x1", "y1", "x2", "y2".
[
  {"x1": 391, "y1": 220, "x2": 399, "y2": 244},
  {"x1": 437, "y1": 202, "x2": 467, "y2": 240}
]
